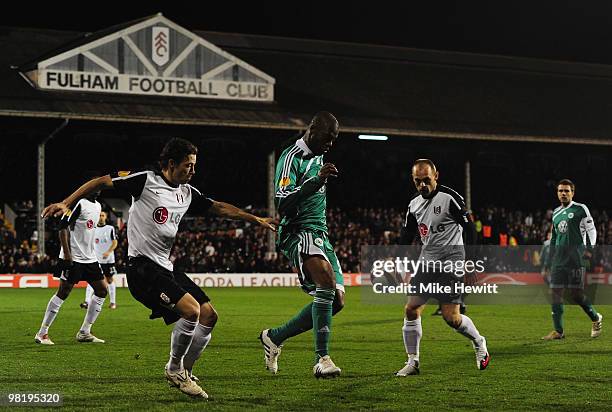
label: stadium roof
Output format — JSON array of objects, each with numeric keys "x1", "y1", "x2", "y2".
[{"x1": 1, "y1": 15, "x2": 612, "y2": 145}]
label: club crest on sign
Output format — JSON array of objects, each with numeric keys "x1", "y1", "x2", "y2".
[{"x1": 152, "y1": 27, "x2": 170, "y2": 66}]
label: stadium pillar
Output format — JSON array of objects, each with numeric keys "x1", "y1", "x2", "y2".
[
  {"x1": 37, "y1": 119, "x2": 69, "y2": 257},
  {"x1": 465, "y1": 160, "x2": 472, "y2": 211},
  {"x1": 266, "y1": 150, "x2": 276, "y2": 256}
]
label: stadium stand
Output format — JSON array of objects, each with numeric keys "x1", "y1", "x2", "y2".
[{"x1": 2, "y1": 205, "x2": 610, "y2": 274}]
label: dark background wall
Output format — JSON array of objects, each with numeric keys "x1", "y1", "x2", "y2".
[{"x1": 1, "y1": 118, "x2": 609, "y2": 211}]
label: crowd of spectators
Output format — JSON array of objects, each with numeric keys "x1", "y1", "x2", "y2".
[
  {"x1": 471, "y1": 208, "x2": 612, "y2": 273},
  {"x1": 0, "y1": 208, "x2": 56, "y2": 274},
  {"x1": 2, "y1": 204, "x2": 611, "y2": 274}
]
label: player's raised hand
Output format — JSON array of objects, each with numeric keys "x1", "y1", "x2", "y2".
[
  {"x1": 318, "y1": 163, "x2": 339, "y2": 180},
  {"x1": 41, "y1": 202, "x2": 69, "y2": 219},
  {"x1": 256, "y1": 217, "x2": 279, "y2": 232}
]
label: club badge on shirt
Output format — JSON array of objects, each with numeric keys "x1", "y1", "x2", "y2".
[{"x1": 279, "y1": 177, "x2": 291, "y2": 187}]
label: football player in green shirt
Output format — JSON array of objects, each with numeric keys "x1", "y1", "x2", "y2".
[
  {"x1": 542, "y1": 179, "x2": 603, "y2": 340},
  {"x1": 259, "y1": 112, "x2": 345, "y2": 378}
]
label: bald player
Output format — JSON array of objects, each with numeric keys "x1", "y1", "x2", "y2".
[{"x1": 396, "y1": 159, "x2": 490, "y2": 376}]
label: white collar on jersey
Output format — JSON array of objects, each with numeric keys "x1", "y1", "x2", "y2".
[{"x1": 296, "y1": 138, "x2": 314, "y2": 156}]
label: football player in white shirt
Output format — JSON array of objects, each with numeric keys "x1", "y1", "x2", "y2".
[
  {"x1": 82, "y1": 211, "x2": 119, "y2": 309},
  {"x1": 395, "y1": 159, "x2": 489, "y2": 377},
  {"x1": 42, "y1": 138, "x2": 277, "y2": 399},
  {"x1": 35, "y1": 192, "x2": 108, "y2": 345}
]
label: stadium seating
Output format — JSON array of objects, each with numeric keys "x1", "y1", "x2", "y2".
[{"x1": 1, "y1": 205, "x2": 610, "y2": 274}]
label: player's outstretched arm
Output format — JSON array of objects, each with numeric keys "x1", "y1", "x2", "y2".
[
  {"x1": 41, "y1": 176, "x2": 114, "y2": 218},
  {"x1": 209, "y1": 201, "x2": 278, "y2": 232}
]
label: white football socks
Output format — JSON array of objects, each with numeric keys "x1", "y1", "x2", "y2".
[
  {"x1": 183, "y1": 323, "x2": 213, "y2": 372},
  {"x1": 402, "y1": 317, "x2": 422, "y2": 362},
  {"x1": 85, "y1": 284, "x2": 94, "y2": 304},
  {"x1": 167, "y1": 318, "x2": 198, "y2": 372},
  {"x1": 455, "y1": 314, "x2": 483, "y2": 342},
  {"x1": 108, "y1": 283, "x2": 116, "y2": 305},
  {"x1": 39, "y1": 295, "x2": 64, "y2": 335},
  {"x1": 80, "y1": 295, "x2": 105, "y2": 334}
]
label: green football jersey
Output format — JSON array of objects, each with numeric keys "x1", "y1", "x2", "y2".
[
  {"x1": 549, "y1": 201, "x2": 596, "y2": 269},
  {"x1": 275, "y1": 138, "x2": 328, "y2": 236}
]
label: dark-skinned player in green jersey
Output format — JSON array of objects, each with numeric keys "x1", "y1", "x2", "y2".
[{"x1": 259, "y1": 112, "x2": 345, "y2": 378}]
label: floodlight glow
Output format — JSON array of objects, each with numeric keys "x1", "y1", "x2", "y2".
[{"x1": 358, "y1": 134, "x2": 388, "y2": 141}]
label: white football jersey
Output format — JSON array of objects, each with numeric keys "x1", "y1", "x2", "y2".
[
  {"x1": 94, "y1": 225, "x2": 116, "y2": 264},
  {"x1": 404, "y1": 185, "x2": 468, "y2": 260},
  {"x1": 111, "y1": 170, "x2": 213, "y2": 271},
  {"x1": 59, "y1": 198, "x2": 101, "y2": 264}
]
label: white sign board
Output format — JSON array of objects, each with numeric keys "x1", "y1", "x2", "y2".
[
  {"x1": 26, "y1": 14, "x2": 275, "y2": 102},
  {"x1": 39, "y1": 69, "x2": 274, "y2": 101}
]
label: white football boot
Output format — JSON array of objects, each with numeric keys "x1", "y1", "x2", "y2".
[
  {"x1": 165, "y1": 367, "x2": 208, "y2": 399},
  {"x1": 34, "y1": 333, "x2": 54, "y2": 345},
  {"x1": 473, "y1": 336, "x2": 490, "y2": 370},
  {"x1": 396, "y1": 357, "x2": 420, "y2": 376},
  {"x1": 591, "y1": 314, "x2": 603, "y2": 338},
  {"x1": 313, "y1": 355, "x2": 341, "y2": 378},
  {"x1": 76, "y1": 331, "x2": 105, "y2": 343},
  {"x1": 259, "y1": 329, "x2": 282, "y2": 374}
]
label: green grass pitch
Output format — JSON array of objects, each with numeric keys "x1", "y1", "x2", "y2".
[{"x1": 1, "y1": 287, "x2": 611, "y2": 411}]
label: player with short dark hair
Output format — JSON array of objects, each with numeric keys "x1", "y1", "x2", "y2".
[
  {"x1": 259, "y1": 112, "x2": 345, "y2": 379},
  {"x1": 35, "y1": 191, "x2": 108, "y2": 345},
  {"x1": 396, "y1": 159, "x2": 490, "y2": 376},
  {"x1": 42, "y1": 137, "x2": 277, "y2": 399},
  {"x1": 541, "y1": 179, "x2": 602, "y2": 340}
]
